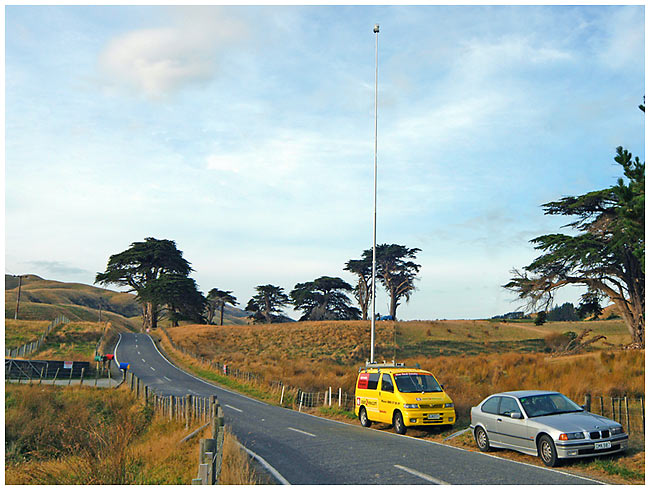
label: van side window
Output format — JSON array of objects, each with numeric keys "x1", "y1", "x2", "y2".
[
  {"x1": 381, "y1": 374, "x2": 394, "y2": 392},
  {"x1": 481, "y1": 396, "x2": 500, "y2": 414},
  {"x1": 367, "y1": 373, "x2": 380, "y2": 390}
]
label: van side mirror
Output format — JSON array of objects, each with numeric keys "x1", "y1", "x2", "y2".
[{"x1": 440, "y1": 384, "x2": 444, "y2": 390}]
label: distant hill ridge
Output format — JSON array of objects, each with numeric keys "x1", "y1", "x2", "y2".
[{"x1": 5, "y1": 274, "x2": 250, "y2": 327}]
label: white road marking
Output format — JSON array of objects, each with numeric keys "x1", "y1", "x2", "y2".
[
  {"x1": 236, "y1": 442, "x2": 290, "y2": 485},
  {"x1": 150, "y1": 367, "x2": 156, "y2": 371},
  {"x1": 288, "y1": 427, "x2": 316, "y2": 438},
  {"x1": 394, "y1": 465, "x2": 449, "y2": 485},
  {"x1": 225, "y1": 404, "x2": 243, "y2": 413},
  {"x1": 164, "y1": 376, "x2": 172, "y2": 382},
  {"x1": 142, "y1": 358, "x2": 146, "y2": 363}
]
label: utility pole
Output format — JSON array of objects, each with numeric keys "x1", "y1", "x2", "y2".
[
  {"x1": 14, "y1": 275, "x2": 22, "y2": 320},
  {"x1": 370, "y1": 24, "x2": 379, "y2": 364}
]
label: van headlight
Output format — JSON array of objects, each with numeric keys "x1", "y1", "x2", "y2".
[
  {"x1": 444, "y1": 403, "x2": 454, "y2": 408},
  {"x1": 404, "y1": 404, "x2": 419, "y2": 409}
]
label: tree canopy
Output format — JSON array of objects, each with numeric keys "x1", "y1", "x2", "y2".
[
  {"x1": 245, "y1": 284, "x2": 290, "y2": 324},
  {"x1": 95, "y1": 237, "x2": 194, "y2": 330},
  {"x1": 505, "y1": 138, "x2": 644, "y2": 346},
  {"x1": 206, "y1": 288, "x2": 238, "y2": 325},
  {"x1": 290, "y1": 276, "x2": 361, "y2": 321},
  {"x1": 343, "y1": 257, "x2": 372, "y2": 320},
  {"x1": 141, "y1": 273, "x2": 206, "y2": 326}
]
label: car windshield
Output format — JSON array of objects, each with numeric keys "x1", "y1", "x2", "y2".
[
  {"x1": 393, "y1": 373, "x2": 442, "y2": 393},
  {"x1": 519, "y1": 393, "x2": 584, "y2": 418}
]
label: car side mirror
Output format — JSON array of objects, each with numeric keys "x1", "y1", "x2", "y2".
[{"x1": 510, "y1": 412, "x2": 523, "y2": 419}]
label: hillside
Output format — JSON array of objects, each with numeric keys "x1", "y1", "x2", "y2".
[{"x1": 5, "y1": 274, "x2": 251, "y2": 328}]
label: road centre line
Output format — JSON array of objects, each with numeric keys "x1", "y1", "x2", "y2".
[
  {"x1": 225, "y1": 404, "x2": 243, "y2": 413},
  {"x1": 394, "y1": 464, "x2": 449, "y2": 485},
  {"x1": 287, "y1": 427, "x2": 316, "y2": 437},
  {"x1": 142, "y1": 358, "x2": 146, "y2": 363},
  {"x1": 150, "y1": 366, "x2": 156, "y2": 371},
  {"x1": 164, "y1": 376, "x2": 172, "y2": 382}
]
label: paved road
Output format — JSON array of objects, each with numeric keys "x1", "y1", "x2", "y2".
[{"x1": 115, "y1": 333, "x2": 602, "y2": 485}]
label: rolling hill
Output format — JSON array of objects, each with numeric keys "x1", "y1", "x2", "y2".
[{"x1": 5, "y1": 274, "x2": 251, "y2": 328}]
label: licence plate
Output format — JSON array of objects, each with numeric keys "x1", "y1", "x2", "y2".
[
  {"x1": 594, "y1": 441, "x2": 612, "y2": 450},
  {"x1": 427, "y1": 414, "x2": 441, "y2": 420}
]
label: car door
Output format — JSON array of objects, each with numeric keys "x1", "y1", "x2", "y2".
[
  {"x1": 495, "y1": 396, "x2": 534, "y2": 450},
  {"x1": 478, "y1": 396, "x2": 502, "y2": 443},
  {"x1": 378, "y1": 373, "x2": 396, "y2": 423}
]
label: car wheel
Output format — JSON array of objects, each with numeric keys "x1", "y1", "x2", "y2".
[
  {"x1": 538, "y1": 435, "x2": 559, "y2": 467},
  {"x1": 393, "y1": 411, "x2": 407, "y2": 435},
  {"x1": 359, "y1": 407, "x2": 371, "y2": 427},
  {"x1": 474, "y1": 426, "x2": 491, "y2": 452}
]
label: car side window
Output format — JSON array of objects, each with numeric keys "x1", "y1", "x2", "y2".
[
  {"x1": 381, "y1": 374, "x2": 394, "y2": 392},
  {"x1": 499, "y1": 397, "x2": 521, "y2": 416},
  {"x1": 481, "y1": 396, "x2": 500, "y2": 414}
]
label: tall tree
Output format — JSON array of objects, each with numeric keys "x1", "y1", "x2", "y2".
[
  {"x1": 245, "y1": 284, "x2": 290, "y2": 324},
  {"x1": 95, "y1": 237, "x2": 192, "y2": 330},
  {"x1": 290, "y1": 276, "x2": 361, "y2": 321},
  {"x1": 505, "y1": 140, "x2": 644, "y2": 346},
  {"x1": 344, "y1": 257, "x2": 372, "y2": 320},
  {"x1": 141, "y1": 274, "x2": 206, "y2": 327},
  {"x1": 363, "y1": 244, "x2": 421, "y2": 320},
  {"x1": 206, "y1": 288, "x2": 238, "y2": 325}
]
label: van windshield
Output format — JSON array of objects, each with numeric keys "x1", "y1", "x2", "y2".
[{"x1": 394, "y1": 373, "x2": 442, "y2": 393}]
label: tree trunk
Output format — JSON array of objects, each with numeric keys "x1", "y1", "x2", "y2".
[
  {"x1": 142, "y1": 303, "x2": 150, "y2": 332},
  {"x1": 220, "y1": 304, "x2": 225, "y2": 326},
  {"x1": 389, "y1": 291, "x2": 398, "y2": 320},
  {"x1": 358, "y1": 278, "x2": 369, "y2": 321}
]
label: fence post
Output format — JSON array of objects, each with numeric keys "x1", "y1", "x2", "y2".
[
  {"x1": 39, "y1": 367, "x2": 45, "y2": 385},
  {"x1": 625, "y1": 396, "x2": 630, "y2": 433},
  {"x1": 145, "y1": 385, "x2": 149, "y2": 405},
  {"x1": 185, "y1": 394, "x2": 192, "y2": 429},
  {"x1": 52, "y1": 368, "x2": 60, "y2": 385},
  {"x1": 280, "y1": 385, "x2": 285, "y2": 405},
  {"x1": 136, "y1": 376, "x2": 140, "y2": 398},
  {"x1": 80, "y1": 368, "x2": 85, "y2": 386},
  {"x1": 299, "y1": 391, "x2": 304, "y2": 412},
  {"x1": 611, "y1": 398, "x2": 615, "y2": 421},
  {"x1": 599, "y1": 396, "x2": 604, "y2": 415},
  {"x1": 68, "y1": 367, "x2": 73, "y2": 385},
  {"x1": 584, "y1": 393, "x2": 591, "y2": 412},
  {"x1": 618, "y1": 397, "x2": 623, "y2": 424}
]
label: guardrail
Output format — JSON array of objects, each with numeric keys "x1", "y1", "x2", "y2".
[
  {"x1": 5, "y1": 315, "x2": 70, "y2": 358},
  {"x1": 123, "y1": 369, "x2": 225, "y2": 484}
]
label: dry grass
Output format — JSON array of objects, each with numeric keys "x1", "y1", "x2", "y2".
[
  {"x1": 29, "y1": 321, "x2": 105, "y2": 360},
  {"x1": 5, "y1": 384, "x2": 258, "y2": 484},
  {"x1": 5, "y1": 319, "x2": 51, "y2": 349}
]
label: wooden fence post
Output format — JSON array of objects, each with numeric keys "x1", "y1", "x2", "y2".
[
  {"x1": 80, "y1": 368, "x2": 85, "y2": 386},
  {"x1": 599, "y1": 396, "x2": 604, "y2": 415},
  {"x1": 611, "y1": 398, "x2": 615, "y2": 421},
  {"x1": 52, "y1": 368, "x2": 60, "y2": 385},
  {"x1": 185, "y1": 394, "x2": 192, "y2": 429},
  {"x1": 625, "y1": 396, "x2": 630, "y2": 433},
  {"x1": 584, "y1": 393, "x2": 591, "y2": 412}
]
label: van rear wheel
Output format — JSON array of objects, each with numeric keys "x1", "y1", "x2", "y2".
[
  {"x1": 359, "y1": 407, "x2": 371, "y2": 427},
  {"x1": 393, "y1": 411, "x2": 406, "y2": 435}
]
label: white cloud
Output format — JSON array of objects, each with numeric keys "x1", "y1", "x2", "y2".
[{"x1": 99, "y1": 8, "x2": 248, "y2": 98}]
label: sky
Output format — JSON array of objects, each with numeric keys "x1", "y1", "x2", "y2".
[{"x1": 4, "y1": 5, "x2": 645, "y2": 320}]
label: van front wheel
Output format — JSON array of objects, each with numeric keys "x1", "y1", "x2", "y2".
[
  {"x1": 393, "y1": 411, "x2": 406, "y2": 435},
  {"x1": 359, "y1": 407, "x2": 371, "y2": 427}
]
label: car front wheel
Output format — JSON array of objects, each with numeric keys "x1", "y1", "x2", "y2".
[
  {"x1": 475, "y1": 426, "x2": 490, "y2": 452},
  {"x1": 538, "y1": 435, "x2": 559, "y2": 467},
  {"x1": 359, "y1": 407, "x2": 371, "y2": 427},
  {"x1": 393, "y1": 411, "x2": 406, "y2": 435}
]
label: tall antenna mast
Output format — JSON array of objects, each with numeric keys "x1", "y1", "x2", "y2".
[{"x1": 370, "y1": 24, "x2": 379, "y2": 363}]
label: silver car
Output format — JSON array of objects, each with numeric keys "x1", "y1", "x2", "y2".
[{"x1": 470, "y1": 390, "x2": 628, "y2": 467}]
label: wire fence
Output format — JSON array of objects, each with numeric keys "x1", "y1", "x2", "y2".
[
  {"x1": 582, "y1": 393, "x2": 645, "y2": 434},
  {"x1": 159, "y1": 327, "x2": 356, "y2": 412},
  {"x1": 5, "y1": 315, "x2": 70, "y2": 358},
  {"x1": 122, "y1": 369, "x2": 225, "y2": 484}
]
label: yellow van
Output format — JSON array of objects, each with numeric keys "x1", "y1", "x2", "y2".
[{"x1": 354, "y1": 362, "x2": 456, "y2": 434}]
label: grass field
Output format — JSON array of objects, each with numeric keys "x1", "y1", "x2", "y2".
[
  {"x1": 4, "y1": 384, "x2": 259, "y2": 484},
  {"x1": 5, "y1": 319, "x2": 51, "y2": 349},
  {"x1": 159, "y1": 319, "x2": 645, "y2": 484}
]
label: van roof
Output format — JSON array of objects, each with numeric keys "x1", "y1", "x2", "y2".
[{"x1": 359, "y1": 366, "x2": 431, "y2": 375}]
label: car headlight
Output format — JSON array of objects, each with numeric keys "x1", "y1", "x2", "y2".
[
  {"x1": 559, "y1": 432, "x2": 585, "y2": 441},
  {"x1": 403, "y1": 404, "x2": 419, "y2": 409},
  {"x1": 444, "y1": 403, "x2": 454, "y2": 408},
  {"x1": 611, "y1": 426, "x2": 624, "y2": 435}
]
